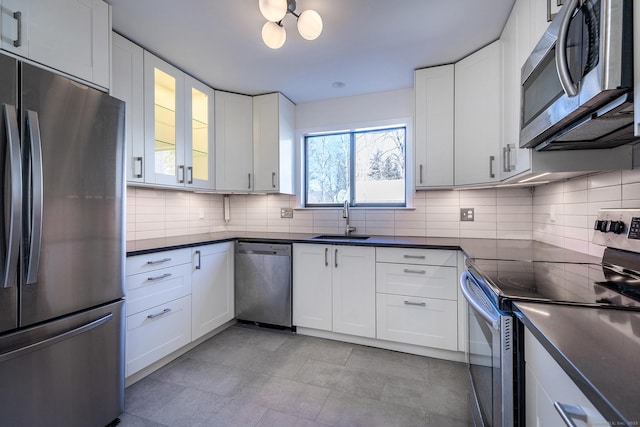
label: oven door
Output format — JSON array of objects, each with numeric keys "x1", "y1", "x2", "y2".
[{"x1": 460, "y1": 271, "x2": 513, "y2": 427}]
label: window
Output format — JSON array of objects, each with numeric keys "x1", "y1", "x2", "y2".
[{"x1": 305, "y1": 126, "x2": 406, "y2": 207}]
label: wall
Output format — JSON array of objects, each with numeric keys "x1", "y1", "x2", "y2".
[
  {"x1": 532, "y1": 169, "x2": 640, "y2": 258},
  {"x1": 126, "y1": 186, "x2": 533, "y2": 241}
]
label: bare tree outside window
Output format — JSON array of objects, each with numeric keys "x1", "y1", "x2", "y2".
[{"x1": 305, "y1": 127, "x2": 405, "y2": 207}]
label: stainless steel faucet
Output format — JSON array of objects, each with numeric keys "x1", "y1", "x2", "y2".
[{"x1": 343, "y1": 200, "x2": 356, "y2": 235}]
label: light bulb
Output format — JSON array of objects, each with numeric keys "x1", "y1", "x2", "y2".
[
  {"x1": 297, "y1": 9, "x2": 322, "y2": 40},
  {"x1": 259, "y1": 0, "x2": 288, "y2": 22},
  {"x1": 262, "y1": 21, "x2": 286, "y2": 49}
]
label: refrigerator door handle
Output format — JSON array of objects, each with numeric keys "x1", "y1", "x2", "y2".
[
  {"x1": 0, "y1": 312, "x2": 113, "y2": 364},
  {"x1": 25, "y1": 110, "x2": 43, "y2": 285},
  {"x1": 2, "y1": 104, "x2": 22, "y2": 289}
]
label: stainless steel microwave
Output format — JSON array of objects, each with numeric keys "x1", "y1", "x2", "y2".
[{"x1": 520, "y1": 0, "x2": 635, "y2": 151}]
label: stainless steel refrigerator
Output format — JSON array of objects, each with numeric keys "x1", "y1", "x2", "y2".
[{"x1": 0, "y1": 54, "x2": 125, "y2": 426}]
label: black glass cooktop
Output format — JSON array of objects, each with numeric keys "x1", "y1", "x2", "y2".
[{"x1": 468, "y1": 258, "x2": 640, "y2": 311}]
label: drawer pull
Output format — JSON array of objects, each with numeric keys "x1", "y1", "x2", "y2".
[
  {"x1": 147, "y1": 308, "x2": 171, "y2": 319},
  {"x1": 146, "y1": 258, "x2": 172, "y2": 265},
  {"x1": 403, "y1": 255, "x2": 426, "y2": 260},
  {"x1": 404, "y1": 300, "x2": 426, "y2": 307},
  {"x1": 147, "y1": 273, "x2": 172, "y2": 281},
  {"x1": 403, "y1": 269, "x2": 426, "y2": 275},
  {"x1": 553, "y1": 402, "x2": 587, "y2": 427}
]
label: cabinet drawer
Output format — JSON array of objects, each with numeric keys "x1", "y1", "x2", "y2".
[
  {"x1": 376, "y1": 263, "x2": 457, "y2": 300},
  {"x1": 125, "y1": 263, "x2": 192, "y2": 316},
  {"x1": 376, "y1": 247, "x2": 457, "y2": 266},
  {"x1": 125, "y1": 295, "x2": 192, "y2": 377},
  {"x1": 376, "y1": 293, "x2": 457, "y2": 351},
  {"x1": 126, "y1": 248, "x2": 192, "y2": 276}
]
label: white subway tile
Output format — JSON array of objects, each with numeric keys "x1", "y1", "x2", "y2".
[{"x1": 588, "y1": 171, "x2": 622, "y2": 189}]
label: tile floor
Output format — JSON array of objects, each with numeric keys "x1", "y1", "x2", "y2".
[{"x1": 120, "y1": 325, "x2": 470, "y2": 427}]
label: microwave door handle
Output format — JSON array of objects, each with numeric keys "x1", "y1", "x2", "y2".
[
  {"x1": 459, "y1": 271, "x2": 501, "y2": 330},
  {"x1": 555, "y1": 0, "x2": 580, "y2": 97},
  {"x1": 2, "y1": 105, "x2": 22, "y2": 289}
]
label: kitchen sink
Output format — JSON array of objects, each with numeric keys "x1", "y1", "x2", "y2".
[{"x1": 311, "y1": 235, "x2": 371, "y2": 241}]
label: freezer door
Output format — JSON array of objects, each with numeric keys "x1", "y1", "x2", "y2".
[
  {"x1": 19, "y1": 63, "x2": 125, "y2": 326},
  {"x1": 0, "y1": 54, "x2": 19, "y2": 333},
  {"x1": 0, "y1": 300, "x2": 124, "y2": 426}
]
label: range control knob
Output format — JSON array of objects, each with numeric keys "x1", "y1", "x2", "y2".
[
  {"x1": 594, "y1": 220, "x2": 609, "y2": 232},
  {"x1": 608, "y1": 221, "x2": 625, "y2": 234}
]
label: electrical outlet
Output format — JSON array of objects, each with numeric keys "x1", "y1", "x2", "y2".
[
  {"x1": 460, "y1": 208, "x2": 475, "y2": 222},
  {"x1": 281, "y1": 207, "x2": 293, "y2": 218},
  {"x1": 198, "y1": 208, "x2": 205, "y2": 219}
]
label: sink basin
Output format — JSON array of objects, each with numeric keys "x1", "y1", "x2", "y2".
[{"x1": 311, "y1": 235, "x2": 371, "y2": 241}]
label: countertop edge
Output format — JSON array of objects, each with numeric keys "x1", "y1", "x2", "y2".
[{"x1": 514, "y1": 303, "x2": 630, "y2": 425}]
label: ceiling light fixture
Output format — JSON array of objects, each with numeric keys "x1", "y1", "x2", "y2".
[{"x1": 259, "y1": 0, "x2": 323, "y2": 49}]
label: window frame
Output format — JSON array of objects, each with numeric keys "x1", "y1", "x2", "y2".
[{"x1": 304, "y1": 125, "x2": 407, "y2": 208}]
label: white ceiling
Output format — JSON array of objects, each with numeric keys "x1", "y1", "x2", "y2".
[{"x1": 106, "y1": 0, "x2": 515, "y2": 104}]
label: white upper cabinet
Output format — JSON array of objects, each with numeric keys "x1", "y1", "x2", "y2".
[
  {"x1": 253, "y1": 93, "x2": 295, "y2": 194},
  {"x1": 501, "y1": 0, "x2": 532, "y2": 180},
  {"x1": 184, "y1": 76, "x2": 215, "y2": 190},
  {"x1": 414, "y1": 65, "x2": 454, "y2": 188},
  {"x1": 454, "y1": 41, "x2": 502, "y2": 186},
  {"x1": 111, "y1": 33, "x2": 144, "y2": 183},
  {"x1": 144, "y1": 52, "x2": 186, "y2": 187},
  {"x1": 0, "y1": 0, "x2": 110, "y2": 89},
  {"x1": 142, "y1": 51, "x2": 215, "y2": 189},
  {"x1": 215, "y1": 91, "x2": 254, "y2": 192}
]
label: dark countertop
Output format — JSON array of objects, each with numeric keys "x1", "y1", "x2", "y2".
[
  {"x1": 515, "y1": 302, "x2": 640, "y2": 425},
  {"x1": 126, "y1": 231, "x2": 597, "y2": 262}
]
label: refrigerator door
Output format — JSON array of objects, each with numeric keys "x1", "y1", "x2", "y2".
[
  {"x1": 0, "y1": 300, "x2": 124, "y2": 426},
  {"x1": 0, "y1": 54, "x2": 19, "y2": 333},
  {"x1": 19, "y1": 63, "x2": 125, "y2": 326}
]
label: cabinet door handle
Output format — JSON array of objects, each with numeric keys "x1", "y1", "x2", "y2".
[
  {"x1": 147, "y1": 273, "x2": 172, "y2": 281},
  {"x1": 334, "y1": 249, "x2": 338, "y2": 268},
  {"x1": 12, "y1": 11, "x2": 22, "y2": 47},
  {"x1": 324, "y1": 247, "x2": 328, "y2": 267},
  {"x1": 489, "y1": 155, "x2": 495, "y2": 178},
  {"x1": 403, "y1": 269, "x2": 426, "y2": 275},
  {"x1": 195, "y1": 250, "x2": 201, "y2": 270},
  {"x1": 178, "y1": 165, "x2": 185, "y2": 183},
  {"x1": 403, "y1": 255, "x2": 425, "y2": 260},
  {"x1": 147, "y1": 308, "x2": 172, "y2": 319},
  {"x1": 134, "y1": 157, "x2": 143, "y2": 178},
  {"x1": 507, "y1": 144, "x2": 514, "y2": 172},
  {"x1": 502, "y1": 147, "x2": 509, "y2": 173},
  {"x1": 187, "y1": 166, "x2": 193, "y2": 184},
  {"x1": 272, "y1": 172, "x2": 276, "y2": 188},
  {"x1": 404, "y1": 301, "x2": 426, "y2": 307},
  {"x1": 248, "y1": 173, "x2": 252, "y2": 189},
  {"x1": 553, "y1": 402, "x2": 587, "y2": 427},
  {"x1": 419, "y1": 164, "x2": 423, "y2": 184},
  {"x1": 146, "y1": 258, "x2": 172, "y2": 265}
]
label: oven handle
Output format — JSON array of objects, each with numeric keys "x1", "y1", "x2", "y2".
[
  {"x1": 459, "y1": 271, "x2": 500, "y2": 331},
  {"x1": 555, "y1": 0, "x2": 580, "y2": 97}
]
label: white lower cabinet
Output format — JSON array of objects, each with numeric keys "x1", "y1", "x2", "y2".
[
  {"x1": 125, "y1": 295, "x2": 192, "y2": 377},
  {"x1": 376, "y1": 294, "x2": 457, "y2": 350},
  {"x1": 525, "y1": 328, "x2": 607, "y2": 426},
  {"x1": 332, "y1": 246, "x2": 376, "y2": 338},
  {"x1": 191, "y1": 242, "x2": 234, "y2": 341},
  {"x1": 375, "y1": 248, "x2": 459, "y2": 351},
  {"x1": 293, "y1": 243, "x2": 376, "y2": 338},
  {"x1": 124, "y1": 249, "x2": 193, "y2": 377}
]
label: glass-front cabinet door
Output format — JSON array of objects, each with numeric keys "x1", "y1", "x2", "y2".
[
  {"x1": 185, "y1": 76, "x2": 214, "y2": 190},
  {"x1": 144, "y1": 51, "x2": 185, "y2": 186}
]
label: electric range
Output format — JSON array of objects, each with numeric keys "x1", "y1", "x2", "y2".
[{"x1": 460, "y1": 208, "x2": 640, "y2": 427}]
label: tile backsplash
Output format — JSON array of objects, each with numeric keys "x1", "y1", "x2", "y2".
[
  {"x1": 126, "y1": 186, "x2": 533, "y2": 242},
  {"x1": 126, "y1": 169, "x2": 640, "y2": 257}
]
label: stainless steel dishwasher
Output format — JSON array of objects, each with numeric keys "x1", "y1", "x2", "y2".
[{"x1": 235, "y1": 241, "x2": 292, "y2": 328}]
